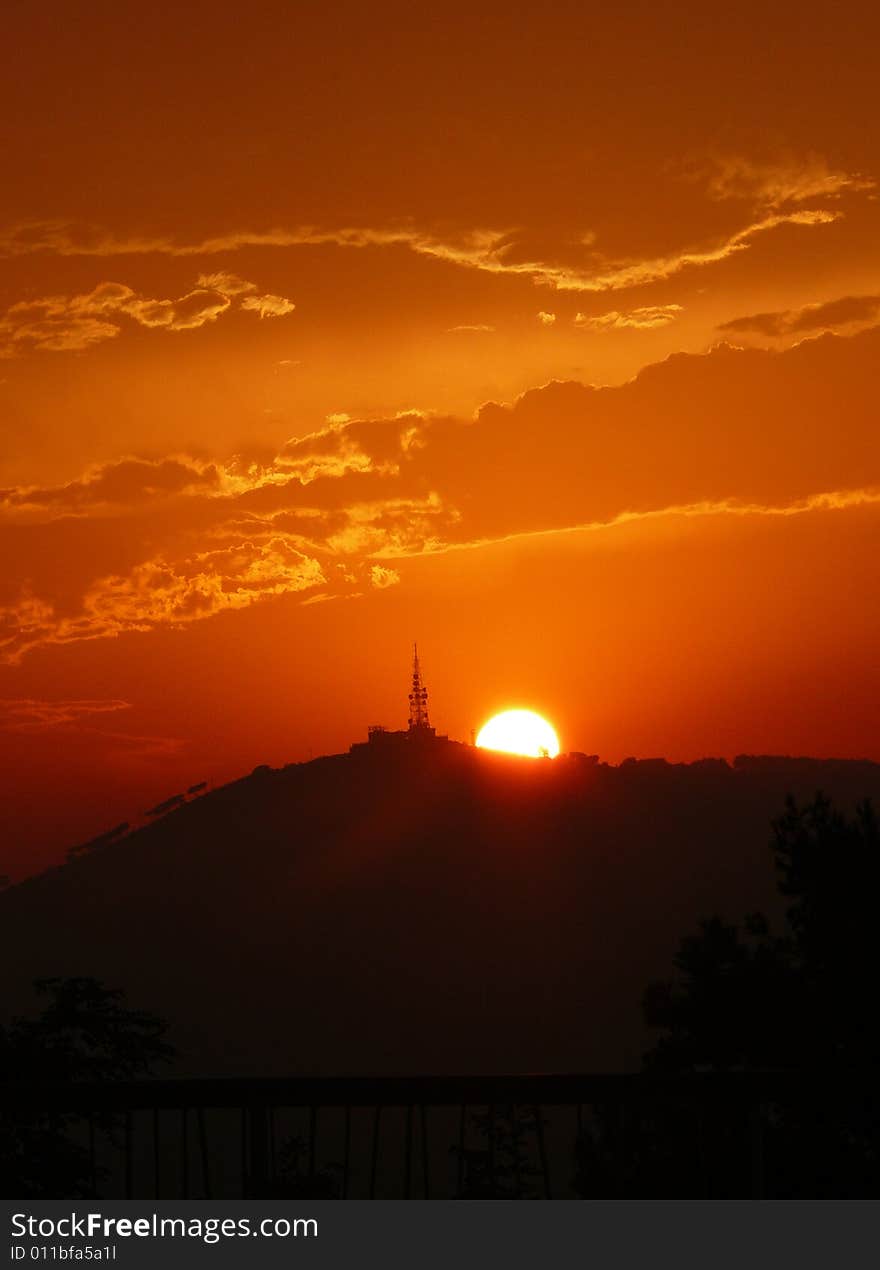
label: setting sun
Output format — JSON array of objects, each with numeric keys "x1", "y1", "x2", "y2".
[{"x1": 476, "y1": 710, "x2": 561, "y2": 759}]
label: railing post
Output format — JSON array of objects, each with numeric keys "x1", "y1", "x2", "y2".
[
  {"x1": 343, "y1": 1105, "x2": 352, "y2": 1199},
  {"x1": 197, "y1": 1106, "x2": 212, "y2": 1199},
  {"x1": 124, "y1": 1110, "x2": 133, "y2": 1199},
  {"x1": 510, "y1": 1103, "x2": 523, "y2": 1198},
  {"x1": 420, "y1": 1104, "x2": 430, "y2": 1199},
  {"x1": 88, "y1": 1113, "x2": 98, "y2": 1198},
  {"x1": 457, "y1": 1104, "x2": 466, "y2": 1196},
  {"x1": 248, "y1": 1104, "x2": 270, "y2": 1197},
  {"x1": 749, "y1": 1102, "x2": 765, "y2": 1199},
  {"x1": 369, "y1": 1105, "x2": 382, "y2": 1198},
  {"x1": 152, "y1": 1106, "x2": 161, "y2": 1198},
  {"x1": 534, "y1": 1104, "x2": 551, "y2": 1199},
  {"x1": 404, "y1": 1104, "x2": 414, "y2": 1198},
  {"x1": 487, "y1": 1102, "x2": 496, "y2": 1194},
  {"x1": 309, "y1": 1104, "x2": 317, "y2": 1178},
  {"x1": 181, "y1": 1107, "x2": 189, "y2": 1199}
]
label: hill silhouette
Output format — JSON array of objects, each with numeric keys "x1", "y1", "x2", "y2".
[{"x1": 2, "y1": 743, "x2": 879, "y2": 1077}]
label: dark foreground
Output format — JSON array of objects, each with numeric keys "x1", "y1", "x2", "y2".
[{"x1": 5, "y1": 1071, "x2": 880, "y2": 1199}]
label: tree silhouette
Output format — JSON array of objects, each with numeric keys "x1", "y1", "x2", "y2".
[
  {"x1": 576, "y1": 795, "x2": 880, "y2": 1196},
  {"x1": 643, "y1": 794, "x2": 880, "y2": 1072},
  {"x1": 0, "y1": 978, "x2": 173, "y2": 1197}
]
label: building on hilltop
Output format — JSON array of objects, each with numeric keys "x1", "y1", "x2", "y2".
[{"x1": 350, "y1": 644, "x2": 449, "y2": 754}]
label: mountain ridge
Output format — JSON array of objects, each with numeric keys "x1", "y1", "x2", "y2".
[{"x1": 2, "y1": 745, "x2": 879, "y2": 1077}]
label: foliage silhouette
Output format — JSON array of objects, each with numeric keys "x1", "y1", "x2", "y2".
[
  {"x1": 0, "y1": 977, "x2": 173, "y2": 1198},
  {"x1": 644, "y1": 794, "x2": 880, "y2": 1071},
  {"x1": 263, "y1": 1134, "x2": 342, "y2": 1198},
  {"x1": 455, "y1": 1105, "x2": 546, "y2": 1199},
  {"x1": 575, "y1": 795, "x2": 880, "y2": 1196}
]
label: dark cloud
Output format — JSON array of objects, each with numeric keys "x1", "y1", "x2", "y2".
[
  {"x1": 4, "y1": 458, "x2": 220, "y2": 510},
  {"x1": 719, "y1": 294, "x2": 880, "y2": 338}
]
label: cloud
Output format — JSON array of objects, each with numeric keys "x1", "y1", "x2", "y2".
[
  {"x1": 574, "y1": 304, "x2": 682, "y2": 331},
  {"x1": 3, "y1": 326, "x2": 880, "y2": 660},
  {"x1": 0, "y1": 204, "x2": 846, "y2": 297},
  {"x1": 2, "y1": 457, "x2": 220, "y2": 513},
  {"x1": 195, "y1": 271, "x2": 257, "y2": 296},
  {"x1": 0, "y1": 536, "x2": 325, "y2": 662},
  {"x1": 719, "y1": 294, "x2": 880, "y2": 339},
  {"x1": 537, "y1": 311, "x2": 556, "y2": 325},
  {"x1": 554, "y1": 210, "x2": 840, "y2": 294},
  {"x1": 0, "y1": 697, "x2": 185, "y2": 762},
  {"x1": 241, "y1": 293, "x2": 296, "y2": 318},
  {"x1": 0, "y1": 698, "x2": 131, "y2": 730},
  {"x1": 370, "y1": 565, "x2": 400, "y2": 589},
  {"x1": 446, "y1": 323, "x2": 495, "y2": 333},
  {"x1": 703, "y1": 154, "x2": 875, "y2": 208},
  {"x1": 0, "y1": 276, "x2": 295, "y2": 356}
]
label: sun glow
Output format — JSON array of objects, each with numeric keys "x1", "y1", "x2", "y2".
[{"x1": 476, "y1": 709, "x2": 560, "y2": 759}]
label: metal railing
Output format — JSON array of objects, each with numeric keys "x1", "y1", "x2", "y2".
[{"x1": 4, "y1": 1071, "x2": 878, "y2": 1199}]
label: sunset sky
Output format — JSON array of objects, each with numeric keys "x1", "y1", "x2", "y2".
[{"x1": 2, "y1": 2, "x2": 879, "y2": 876}]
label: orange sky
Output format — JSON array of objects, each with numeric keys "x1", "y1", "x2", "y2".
[{"x1": 2, "y1": 1, "x2": 879, "y2": 876}]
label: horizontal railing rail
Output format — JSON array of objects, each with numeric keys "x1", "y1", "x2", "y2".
[{"x1": 3, "y1": 1069, "x2": 872, "y2": 1111}]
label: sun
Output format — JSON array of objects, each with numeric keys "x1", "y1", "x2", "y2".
[{"x1": 476, "y1": 709, "x2": 560, "y2": 759}]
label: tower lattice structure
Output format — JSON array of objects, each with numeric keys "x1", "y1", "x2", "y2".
[{"x1": 408, "y1": 643, "x2": 432, "y2": 732}]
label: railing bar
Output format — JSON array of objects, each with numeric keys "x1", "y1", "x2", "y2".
[
  {"x1": 124, "y1": 1110, "x2": 133, "y2": 1200},
  {"x1": 699, "y1": 1098, "x2": 711, "y2": 1199},
  {"x1": 6, "y1": 1070, "x2": 851, "y2": 1113},
  {"x1": 369, "y1": 1105, "x2": 382, "y2": 1199},
  {"x1": 181, "y1": 1106, "x2": 189, "y2": 1199},
  {"x1": 240, "y1": 1106, "x2": 248, "y2": 1197},
  {"x1": 404, "y1": 1104, "x2": 413, "y2": 1199},
  {"x1": 457, "y1": 1104, "x2": 466, "y2": 1196},
  {"x1": 749, "y1": 1101, "x2": 765, "y2": 1199},
  {"x1": 248, "y1": 1104, "x2": 269, "y2": 1198},
  {"x1": 420, "y1": 1104, "x2": 430, "y2": 1199},
  {"x1": 342, "y1": 1105, "x2": 352, "y2": 1200},
  {"x1": 510, "y1": 1103, "x2": 522, "y2": 1198},
  {"x1": 488, "y1": 1103, "x2": 495, "y2": 1194},
  {"x1": 88, "y1": 1112, "x2": 98, "y2": 1198},
  {"x1": 534, "y1": 1103, "x2": 551, "y2": 1199},
  {"x1": 613, "y1": 1099, "x2": 627, "y2": 1199},
  {"x1": 197, "y1": 1105, "x2": 212, "y2": 1199}
]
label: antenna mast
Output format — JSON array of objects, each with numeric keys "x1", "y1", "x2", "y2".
[{"x1": 408, "y1": 642, "x2": 431, "y2": 732}]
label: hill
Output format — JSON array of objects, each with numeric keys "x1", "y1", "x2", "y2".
[{"x1": 2, "y1": 744, "x2": 879, "y2": 1075}]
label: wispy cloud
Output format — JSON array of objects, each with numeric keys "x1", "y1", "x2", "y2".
[
  {"x1": 574, "y1": 304, "x2": 682, "y2": 331},
  {"x1": 0, "y1": 206, "x2": 845, "y2": 297},
  {"x1": 0, "y1": 698, "x2": 131, "y2": 730},
  {"x1": 0, "y1": 275, "x2": 294, "y2": 356},
  {"x1": 0, "y1": 538, "x2": 326, "y2": 662},
  {"x1": 553, "y1": 210, "x2": 840, "y2": 294},
  {"x1": 703, "y1": 154, "x2": 875, "y2": 208}
]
